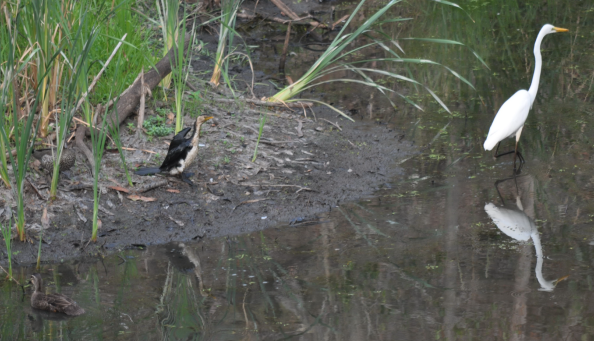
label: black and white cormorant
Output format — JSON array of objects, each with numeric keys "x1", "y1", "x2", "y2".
[{"x1": 134, "y1": 115, "x2": 213, "y2": 185}]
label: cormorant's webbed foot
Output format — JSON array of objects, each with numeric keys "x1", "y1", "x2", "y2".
[{"x1": 181, "y1": 172, "x2": 195, "y2": 186}]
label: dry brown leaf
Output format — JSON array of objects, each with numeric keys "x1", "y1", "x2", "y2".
[
  {"x1": 166, "y1": 112, "x2": 175, "y2": 125},
  {"x1": 166, "y1": 189, "x2": 180, "y2": 193},
  {"x1": 128, "y1": 194, "x2": 157, "y2": 202},
  {"x1": 108, "y1": 185, "x2": 130, "y2": 193}
]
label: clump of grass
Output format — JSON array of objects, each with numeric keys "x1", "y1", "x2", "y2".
[
  {"x1": 209, "y1": 0, "x2": 243, "y2": 87},
  {"x1": 1, "y1": 22, "x2": 41, "y2": 241},
  {"x1": 268, "y1": 0, "x2": 479, "y2": 120},
  {"x1": 48, "y1": 6, "x2": 101, "y2": 200},
  {"x1": 252, "y1": 115, "x2": 266, "y2": 162}
]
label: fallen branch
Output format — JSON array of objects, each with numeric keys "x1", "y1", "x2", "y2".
[
  {"x1": 237, "y1": 12, "x2": 315, "y2": 26},
  {"x1": 268, "y1": 0, "x2": 326, "y2": 29}
]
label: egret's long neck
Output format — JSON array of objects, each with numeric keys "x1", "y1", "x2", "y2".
[{"x1": 528, "y1": 29, "x2": 548, "y2": 104}]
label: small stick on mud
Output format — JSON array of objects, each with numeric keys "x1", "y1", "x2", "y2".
[
  {"x1": 26, "y1": 177, "x2": 46, "y2": 201},
  {"x1": 321, "y1": 118, "x2": 342, "y2": 131},
  {"x1": 279, "y1": 22, "x2": 292, "y2": 74}
]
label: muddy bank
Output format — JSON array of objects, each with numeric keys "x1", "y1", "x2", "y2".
[
  {"x1": 0, "y1": 0, "x2": 416, "y2": 266},
  {"x1": 0, "y1": 103, "x2": 415, "y2": 265}
]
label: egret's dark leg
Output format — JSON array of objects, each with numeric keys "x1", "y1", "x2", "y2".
[
  {"x1": 494, "y1": 173, "x2": 522, "y2": 206},
  {"x1": 181, "y1": 172, "x2": 195, "y2": 186},
  {"x1": 493, "y1": 142, "x2": 515, "y2": 158}
]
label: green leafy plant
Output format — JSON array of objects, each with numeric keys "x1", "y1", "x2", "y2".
[{"x1": 144, "y1": 115, "x2": 174, "y2": 137}]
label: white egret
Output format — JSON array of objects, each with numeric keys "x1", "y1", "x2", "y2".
[
  {"x1": 484, "y1": 202, "x2": 568, "y2": 291},
  {"x1": 483, "y1": 24, "x2": 568, "y2": 170}
]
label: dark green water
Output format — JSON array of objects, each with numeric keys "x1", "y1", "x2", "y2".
[{"x1": 2, "y1": 0, "x2": 594, "y2": 339}]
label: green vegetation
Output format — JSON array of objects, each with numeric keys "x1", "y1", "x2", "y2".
[
  {"x1": 1, "y1": 219, "x2": 12, "y2": 279},
  {"x1": 209, "y1": 0, "x2": 243, "y2": 87},
  {"x1": 144, "y1": 114, "x2": 174, "y2": 137},
  {"x1": 268, "y1": 0, "x2": 481, "y2": 120}
]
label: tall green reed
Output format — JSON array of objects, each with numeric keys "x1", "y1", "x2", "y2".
[
  {"x1": 1, "y1": 219, "x2": 12, "y2": 279},
  {"x1": 171, "y1": 14, "x2": 197, "y2": 134},
  {"x1": 86, "y1": 106, "x2": 109, "y2": 243},
  {"x1": 108, "y1": 115, "x2": 133, "y2": 187},
  {"x1": 156, "y1": 0, "x2": 180, "y2": 90},
  {"x1": 0, "y1": 14, "x2": 42, "y2": 242},
  {"x1": 209, "y1": 0, "x2": 243, "y2": 87},
  {"x1": 48, "y1": 4, "x2": 100, "y2": 200}
]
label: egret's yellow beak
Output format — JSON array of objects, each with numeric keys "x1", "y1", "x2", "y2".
[
  {"x1": 204, "y1": 116, "x2": 214, "y2": 121},
  {"x1": 554, "y1": 275, "x2": 570, "y2": 286},
  {"x1": 553, "y1": 27, "x2": 569, "y2": 32}
]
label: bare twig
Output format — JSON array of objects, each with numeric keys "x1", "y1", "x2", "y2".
[
  {"x1": 73, "y1": 33, "x2": 127, "y2": 116},
  {"x1": 321, "y1": 118, "x2": 342, "y2": 131},
  {"x1": 279, "y1": 22, "x2": 292, "y2": 74},
  {"x1": 0, "y1": 264, "x2": 20, "y2": 285}
]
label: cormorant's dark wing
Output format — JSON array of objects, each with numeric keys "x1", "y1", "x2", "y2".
[
  {"x1": 169, "y1": 127, "x2": 192, "y2": 150},
  {"x1": 159, "y1": 139, "x2": 192, "y2": 172}
]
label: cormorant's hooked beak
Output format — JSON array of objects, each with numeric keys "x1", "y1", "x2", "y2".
[
  {"x1": 553, "y1": 275, "x2": 569, "y2": 286},
  {"x1": 553, "y1": 27, "x2": 569, "y2": 32}
]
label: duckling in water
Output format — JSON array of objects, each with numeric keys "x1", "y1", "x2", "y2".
[{"x1": 29, "y1": 273, "x2": 85, "y2": 316}]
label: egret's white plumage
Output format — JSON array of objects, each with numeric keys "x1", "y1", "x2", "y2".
[
  {"x1": 484, "y1": 202, "x2": 568, "y2": 291},
  {"x1": 483, "y1": 24, "x2": 568, "y2": 159}
]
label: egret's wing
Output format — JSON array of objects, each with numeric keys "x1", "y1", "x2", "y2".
[
  {"x1": 483, "y1": 90, "x2": 532, "y2": 150},
  {"x1": 484, "y1": 203, "x2": 534, "y2": 241}
]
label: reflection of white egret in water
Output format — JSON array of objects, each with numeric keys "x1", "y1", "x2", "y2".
[{"x1": 485, "y1": 202, "x2": 568, "y2": 292}]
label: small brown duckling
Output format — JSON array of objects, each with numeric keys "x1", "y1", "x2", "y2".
[
  {"x1": 30, "y1": 273, "x2": 85, "y2": 316},
  {"x1": 32, "y1": 148, "x2": 76, "y2": 173}
]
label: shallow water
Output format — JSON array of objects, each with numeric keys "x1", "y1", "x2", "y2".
[{"x1": 2, "y1": 0, "x2": 594, "y2": 340}]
